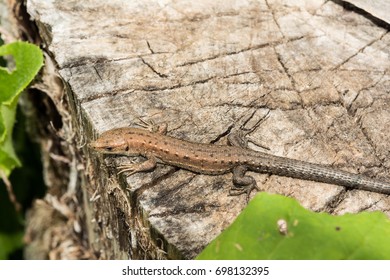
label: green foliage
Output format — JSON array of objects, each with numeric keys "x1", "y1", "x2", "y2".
[
  {"x1": 0, "y1": 231, "x2": 24, "y2": 259},
  {"x1": 0, "y1": 41, "x2": 44, "y2": 259},
  {"x1": 0, "y1": 41, "x2": 43, "y2": 176},
  {"x1": 197, "y1": 192, "x2": 390, "y2": 260}
]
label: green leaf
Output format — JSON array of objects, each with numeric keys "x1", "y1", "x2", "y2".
[
  {"x1": 0, "y1": 42, "x2": 44, "y2": 104},
  {"x1": 197, "y1": 192, "x2": 390, "y2": 259},
  {"x1": 0, "y1": 231, "x2": 24, "y2": 259},
  {"x1": 0, "y1": 41, "x2": 43, "y2": 176}
]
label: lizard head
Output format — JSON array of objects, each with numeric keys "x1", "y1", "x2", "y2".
[{"x1": 89, "y1": 128, "x2": 129, "y2": 154}]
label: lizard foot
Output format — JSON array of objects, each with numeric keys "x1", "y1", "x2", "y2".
[
  {"x1": 134, "y1": 117, "x2": 167, "y2": 134},
  {"x1": 117, "y1": 163, "x2": 139, "y2": 175},
  {"x1": 231, "y1": 165, "x2": 260, "y2": 202},
  {"x1": 228, "y1": 109, "x2": 270, "y2": 149},
  {"x1": 229, "y1": 184, "x2": 260, "y2": 202},
  {"x1": 117, "y1": 155, "x2": 157, "y2": 175}
]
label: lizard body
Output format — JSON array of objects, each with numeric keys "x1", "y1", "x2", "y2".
[{"x1": 90, "y1": 126, "x2": 390, "y2": 198}]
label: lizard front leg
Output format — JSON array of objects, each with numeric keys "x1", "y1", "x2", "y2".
[
  {"x1": 136, "y1": 118, "x2": 167, "y2": 135},
  {"x1": 230, "y1": 165, "x2": 260, "y2": 202},
  {"x1": 118, "y1": 153, "x2": 157, "y2": 175}
]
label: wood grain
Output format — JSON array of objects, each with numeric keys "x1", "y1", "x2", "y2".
[{"x1": 2, "y1": 0, "x2": 389, "y2": 259}]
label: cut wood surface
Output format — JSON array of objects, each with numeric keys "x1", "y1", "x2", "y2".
[
  {"x1": 345, "y1": 0, "x2": 390, "y2": 24},
  {"x1": 3, "y1": 0, "x2": 390, "y2": 259}
]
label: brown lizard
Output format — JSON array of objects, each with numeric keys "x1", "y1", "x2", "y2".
[{"x1": 90, "y1": 121, "x2": 390, "y2": 200}]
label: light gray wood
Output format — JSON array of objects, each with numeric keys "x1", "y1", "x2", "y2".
[
  {"x1": 3, "y1": 0, "x2": 389, "y2": 259},
  {"x1": 345, "y1": 0, "x2": 390, "y2": 24}
]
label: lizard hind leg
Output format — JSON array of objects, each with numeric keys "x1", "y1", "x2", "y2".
[
  {"x1": 228, "y1": 110, "x2": 270, "y2": 150},
  {"x1": 230, "y1": 165, "x2": 260, "y2": 202}
]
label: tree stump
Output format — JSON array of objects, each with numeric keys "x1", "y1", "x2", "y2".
[{"x1": 1, "y1": 0, "x2": 389, "y2": 259}]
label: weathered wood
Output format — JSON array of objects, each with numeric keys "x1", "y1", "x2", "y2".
[
  {"x1": 2, "y1": 0, "x2": 389, "y2": 259},
  {"x1": 344, "y1": 0, "x2": 390, "y2": 24}
]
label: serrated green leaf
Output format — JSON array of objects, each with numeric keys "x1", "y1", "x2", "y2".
[
  {"x1": 197, "y1": 193, "x2": 390, "y2": 260},
  {"x1": 0, "y1": 41, "x2": 43, "y2": 176}
]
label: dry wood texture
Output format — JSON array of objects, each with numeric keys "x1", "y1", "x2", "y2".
[
  {"x1": 346, "y1": 0, "x2": 390, "y2": 24},
  {"x1": 2, "y1": 0, "x2": 389, "y2": 259}
]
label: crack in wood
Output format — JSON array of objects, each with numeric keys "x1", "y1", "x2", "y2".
[{"x1": 139, "y1": 57, "x2": 168, "y2": 78}]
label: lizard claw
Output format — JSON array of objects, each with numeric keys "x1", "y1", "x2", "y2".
[
  {"x1": 134, "y1": 117, "x2": 167, "y2": 134},
  {"x1": 228, "y1": 109, "x2": 270, "y2": 149},
  {"x1": 229, "y1": 184, "x2": 260, "y2": 203},
  {"x1": 117, "y1": 164, "x2": 138, "y2": 175},
  {"x1": 134, "y1": 117, "x2": 156, "y2": 131},
  {"x1": 117, "y1": 155, "x2": 157, "y2": 176}
]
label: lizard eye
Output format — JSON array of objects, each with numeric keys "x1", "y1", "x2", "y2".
[
  {"x1": 125, "y1": 146, "x2": 129, "y2": 152},
  {"x1": 105, "y1": 146, "x2": 113, "y2": 151}
]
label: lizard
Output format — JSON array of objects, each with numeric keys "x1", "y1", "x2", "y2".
[{"x1": 89, "y1": 118, "x2": 390, "y2": 201}]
